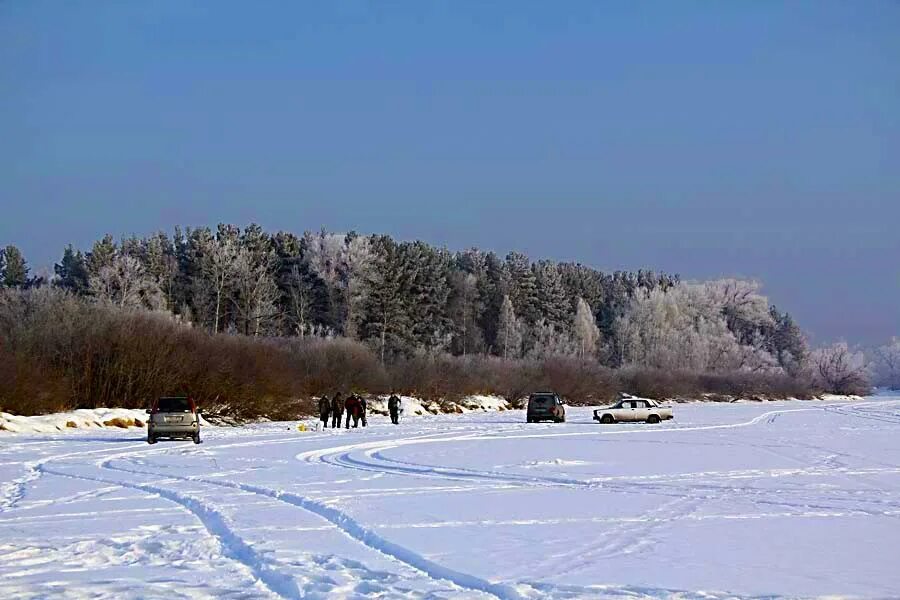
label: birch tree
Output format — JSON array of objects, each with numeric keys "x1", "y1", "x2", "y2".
[
  {"x1": 497, "y1": 295, "x2": 523, "y2": 359},
  {"x1": 199, "y1": 236, "x2": 239, "y2": 333},
  {"x1": 574, "y1": 297, "x2": 600, "y2": 358}
]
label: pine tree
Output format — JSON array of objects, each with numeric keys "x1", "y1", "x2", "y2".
[
  {"x1": 504, "y1": 251, "x2": 539, "y2": 324},
  {"x1": 86, "y1": 235, "x2": 117, "y2": 279},
  {"x1": 54, "y1": 245, "x2": 90, "y2": 295},
  {"x1": 1, "y1": 245, "x2": 29, "y2": 288},
  {"x1": 477, "y1": 252, "x2": 505, "y2": 354},
  {"x1": 142, "y1": 232, "x2": 178, "y2": 310},
  {"x1": 358, "y1": 235, "x2": 414, "y2": 362},
  {"x1": 405, "y1": 242, "x2": 453, "y2": 353},
  {"x1": 534, "y1": 260, "x2": 569, "y2": 329}
]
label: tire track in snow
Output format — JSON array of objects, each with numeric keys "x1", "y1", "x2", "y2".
[
  {"x1": 99, "y1": 458, "x2": 518, "y2": 600},
  {"x1": 37, "y1": 463, "x2": 301, "y2": 599},
  {"x1": 297, "y1": 407, "x2": 829, "y2": 487},
  {"x1": 0, "y1": 443, "x2": 147, "y2": 514}
]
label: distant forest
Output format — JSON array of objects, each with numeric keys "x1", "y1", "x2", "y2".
[{"x1": 0, "y1": 225, "x2": 885, "y2": 418}]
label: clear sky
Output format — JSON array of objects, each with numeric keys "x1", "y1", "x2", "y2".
[{"x1": 1, "y1": 1, "x2": 898, "y2": 345}]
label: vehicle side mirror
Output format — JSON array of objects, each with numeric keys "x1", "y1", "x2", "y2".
[{"x1": 145, "y1": 409, "x2": 152, "y2": 414}]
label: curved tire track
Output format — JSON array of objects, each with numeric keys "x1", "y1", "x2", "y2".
[
  {"x1": 99, "y1": 457, "x2": 517, "y2": 600},
  {"x1": 38, "y1": 462, "x2": 300, "y2": 599}
]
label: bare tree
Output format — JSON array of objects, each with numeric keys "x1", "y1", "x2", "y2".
[
  {"x1": 813, "y1": 342, "x2": 870, "y2": 395},
  {"x1": 872, "y1": 338, "x2": 900, "y2": 390},
  {"x1": 573, "y1": 297, "x2": 600, "y2": 359},
  {"x1": 199, "y1": 236, "x2": 239, "y2": 333},
  {"x1": 230, "y1": 247, "x2": 279, "y2": 336},
  {"x1": 89, "y1": 255, "x2": 162, "y2": 309}
]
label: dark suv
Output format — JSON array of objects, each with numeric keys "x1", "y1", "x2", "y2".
[
  {"x1": 526, "y1": 392, "x2": 566, "y2": 423},
  {"x1": 147, "y1": 396, "x2": 201, "y2": 444}
]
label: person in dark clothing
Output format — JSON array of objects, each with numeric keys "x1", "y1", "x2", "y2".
[
  {"x1": 388, "y1": 394, "x2": 402, "y2": 425},
  {"x1": 318, "y1": 395, "x2": 331, "y2": 428},
  {"x1": 356, "y1": 395, "x2": 369, "y2": 427},
  {"x1": 345, "y1": 394, "x2": 360, "y2": 428},
  {"x1": 331, "y1": 393, "x2": 344, "y2": 429}
]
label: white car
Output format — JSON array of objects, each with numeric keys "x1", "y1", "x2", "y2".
[{"x1": 593, "y1": 398, "x2": 673, "y2": 424}]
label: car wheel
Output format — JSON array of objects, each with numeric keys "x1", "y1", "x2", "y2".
[
  {"x1": 148, "y1": 435, "x2": 156, "y2": 444},
  {"x1": 193, "y1": 433, "x2": 201, "y2": 444},
  {"x1": 600, "y1": 414, "x2": 614, "y2": 424},
  {"x1": 647, "y1": 414, "x2": 660, "y2": 424}
]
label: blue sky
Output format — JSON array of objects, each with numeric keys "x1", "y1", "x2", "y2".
[{"x1": 1, "y1": 1, "x2": 898, "y2": 344}]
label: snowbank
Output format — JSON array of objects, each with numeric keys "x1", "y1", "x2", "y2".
[
  {"x1": 0, "y1": 408, "x2": 151, "y2": 434},
  {"x1": 367, "y1": 394, "x2": 510, "y2": 417},
  {"x1": 0, "y1": 408, "x2": 213, "y2": 434}
]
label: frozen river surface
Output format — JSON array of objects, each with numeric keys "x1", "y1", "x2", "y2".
[{"x1": 1, "y1": 396, "x2": 899, "y2": 599}]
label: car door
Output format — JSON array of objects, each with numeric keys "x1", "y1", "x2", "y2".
[
  {"x1": 633, "y1": 400, "x2": 650, "y2": 422},
  {"x1": 617, "y1": 401, "x2": 636, "y2": 422}
]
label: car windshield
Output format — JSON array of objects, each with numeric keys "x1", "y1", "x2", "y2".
[{"x1": 157, "y1": 397, "x2": 191, "y2": 413}]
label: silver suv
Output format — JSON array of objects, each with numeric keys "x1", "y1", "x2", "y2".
[{"x1": 147, "y1": 397, "x2": 201, "y2": 444}]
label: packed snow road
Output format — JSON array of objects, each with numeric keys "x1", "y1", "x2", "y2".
[{"x1": 1, "y1": 397, "x2": 899, "y2": 599}]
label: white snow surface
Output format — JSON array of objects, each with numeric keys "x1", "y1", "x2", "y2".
[{"x1": 1, "y1": 394, "x2": 899, "y2": 599}]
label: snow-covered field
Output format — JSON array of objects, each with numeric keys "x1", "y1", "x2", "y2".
[{"x1": 1, "y1": 396, "x2": 899, "y2": 599}]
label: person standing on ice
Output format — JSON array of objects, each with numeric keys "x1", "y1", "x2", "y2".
[
  {"x1": 388, "y1": 394, "x2": 402, "y2": 425},
  {"x1": 331, "y1": 393, "x2": 344, "y2": 429},
  {"x1": 358, "y1": 395, "x2": 368, "y2": 427},
  {"x1": 345, "y1": 394, "x2": 360, "y2": 428},
  {"x1": 318, "y1": 395, "x2": 331, "y2": 429}
]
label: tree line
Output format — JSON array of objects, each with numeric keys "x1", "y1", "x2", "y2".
[{"x1": 0, "y1": 226, "x2": 884, "y2": 417}]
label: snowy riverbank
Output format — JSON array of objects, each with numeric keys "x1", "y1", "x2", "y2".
[{"x1": 2, "y1": 393, "x2": 865, "y2": 435}]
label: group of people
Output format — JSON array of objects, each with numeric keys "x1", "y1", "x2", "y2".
[{"x1": 317, "y1": 393, "x2": 404, "y2": 428}]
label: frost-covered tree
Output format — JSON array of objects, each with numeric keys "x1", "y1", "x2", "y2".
[
  {"x1": 358, "y1": 235, "x2": 414, "y2": 362},
  {"x1": 872, "y1": 338, "x2": 900, "y2": 390},
  {"x1": 614, "y1": 284, "x2": 777, "y2": 373},
  {"x1": 230, "y1": 247, "x2": 279, "y2": 336},
  {"x1": 1, "y1": 245, "x2": 29, "y2": 288},
  {"x1": 573, "y1": 297, "x2": 600, "y2": 358},
  {"x1": 142, "y1": 232, "x2": 179, "y2": 310},
  {"x1": 497, "y1": 294, "x2": 524, "y2": 359},
  {"x1": 812, "y1": 342, "x2": 870, "y2": 395},
  {"x1": 527, "y1": 318, "x2": 578, "y2": 360},
  {"x1": 504, "y1": 252, "x2": 539, "y2": 324},
  {"x1": 272, "y1": 231, "x2": 330, "y2": 337},
  {"x1": 197, "y1": 234, "x2": 240, "y2": 333},
  {"x1": 534, "y1": 260, "x2": 569, "y2": 330},
  {"x1": 705, "y1": 279, "x2": 775, "y2": 345},
  {"x1": 405, "y1": 242, "x2": 453, "y2": 354},
  {"x1": 449, "y1": 271, "x2": 484, "y2": 355},
  {"x1": 89, "y1": 254, "x2": 163, "y2": 309},
  {"x1": 340, "y1": 233, "x2": 373, "y2": 339},
  {"x1": 86, "y1": 235, "x2": 117, "y2": 279}
]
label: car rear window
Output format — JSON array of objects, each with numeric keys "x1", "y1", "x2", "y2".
[
  {"x1": 156, "y1": 397, "x2": 191, "y2": 413},
  {"x1": 531, "y1": 396, "x2": 554, "y2": 406}
]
